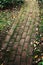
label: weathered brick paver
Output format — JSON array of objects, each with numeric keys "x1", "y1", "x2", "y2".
[
  {"x1": 0, "y1": 0, "x2": 40, "y2": 65},
  {"x1": 22, "y1": 32, "x2": 27, "y2": 39}
]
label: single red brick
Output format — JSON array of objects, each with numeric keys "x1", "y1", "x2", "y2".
[
  {"x1": 14, "y1": 56, "x2": 20, "y2": 65},
  {"x1": 20, "y1": 39, "x2": 24, "y2": 46},
  {"x1": 21, "y1": 51, "x2": 26, "y2": 61},
  {"x1": 25, "y1": 36, "x2": 30, "y2": 42},
  {"x1": 21, "y1": 62, "x2": 26, "y2": 65},
  {"x1": 10, "y1": 51, "x2": 15, "y2": 61},
  {"x1": 16, "y1": 35, "x2": 21, "y2": 42},
  {"x1": 17, "y1": 46, "x2": 22, "y2": 55},
  {"x1": 13, "y1": 43, "x2": 18, "y2": 50},
  {"x1": 27, "y1": 57, "x2": 32, "y2": 65},
  {"x1": 22, "y1": 32, "x2": 27, "y2": 39},
  {"x1": 23, "y1": 43, "x2": 28, "y2": 50}
]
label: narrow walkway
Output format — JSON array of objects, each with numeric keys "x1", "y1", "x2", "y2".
[{"x1": 0, "y1": 0, "x2": 40, "y2": 65}]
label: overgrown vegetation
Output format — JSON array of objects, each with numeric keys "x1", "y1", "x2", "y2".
[
  {"x1": 32, "y1": 0, "x2": 43, "y2": 65},
  {"x1": 0, "y1": 0, "x2": 24, "y2": 31},
  {"x1": 0, "y1": 0, "x2": 24, "y2": 9}
]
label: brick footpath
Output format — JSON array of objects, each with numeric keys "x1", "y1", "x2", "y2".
[{"x1": 0, "y1": 0, "x2": 40, "y2": 65}]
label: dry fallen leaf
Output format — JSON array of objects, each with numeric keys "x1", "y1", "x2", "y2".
[{"x1": 34, "y1": 55, "x2": 38, "y2": 58}]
